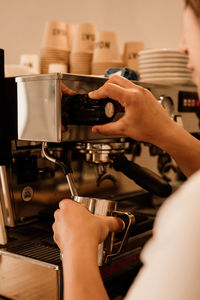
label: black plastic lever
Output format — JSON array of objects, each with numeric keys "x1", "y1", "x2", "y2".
[{"x1": 112, "y1": 154, "x2": 172, "y2": 198}]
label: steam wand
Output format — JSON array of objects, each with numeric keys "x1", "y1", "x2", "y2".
[{"x1": 42, "y1": 142, "x2": 78, "y2": 197}]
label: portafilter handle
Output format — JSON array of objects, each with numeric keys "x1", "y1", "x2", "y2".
[{"x1": 112, "y1": 153, "x2": 172, "y2": 198}]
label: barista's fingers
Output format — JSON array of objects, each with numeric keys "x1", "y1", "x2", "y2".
[
  {"x1": 58, "y1": 198, "x2": 73, "y2": 209},
  {"x1": 92, "y1": 118, "x2": 126, "y2": 136},
  {"x1": 52, "y1": 223, "x2": 57, "y2": 238},
  {"x1": 89, "y1": 76, "x2": 134, "y2": 101},
  {"x1": 61, "y1": 82, "x2": 76, "y2": 95},
  {"x1": 89, "y1": 82, "x2": 126, "y2": 106},
  {"x1": 53, "y1": 208, "x2": 60, "y2": 219},
  {"x1": 100, "y1": 216, "x2": 125, "y2": 233},
  {"x1": 58, "y1": 198, "x2": 89, "y2": 211},
  {"x1": 108, "y1": 75, "x2": 135, "y2": 88},
  {"x1": 80, "y1": 203, "x2": 89, "y2": 210}
]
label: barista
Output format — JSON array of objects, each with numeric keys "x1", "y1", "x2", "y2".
[{"x1": 53, "y1": 0, "x2": 200, "y2": 299}]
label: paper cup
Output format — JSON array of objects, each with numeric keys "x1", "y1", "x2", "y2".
[
  {"x1": 123, "y1": 41, "x2": 145, "y2": 72},
  {"x1": 93, "y1": 31, "x2": 121, "y2": 63},
  {"x1": 40, "y1": 48, "x2": 69, "y2": 74},
  {"x1": 67, "y1": 23, "x2": 77, "y2": 51},
  {"x1": 72, "y1": 23, "x2": 96, "y2": 53},
  {"x1": 41, "y1": 21, "x2": 69, "y2": 51}
]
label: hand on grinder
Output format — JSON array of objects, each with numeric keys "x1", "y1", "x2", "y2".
[{"x1": 89, "y1": 75, "x2": 175, "y2": 146}]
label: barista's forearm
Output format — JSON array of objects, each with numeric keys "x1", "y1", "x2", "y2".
[
  {"x1": 154, "y1": 123, "x2": 200, "y2": 177},
  {"x1": 62, "y1": 241, "x2": 109, "y2": 300}
]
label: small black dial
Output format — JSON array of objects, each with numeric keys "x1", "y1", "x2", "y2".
[{"x1": 62, "y1": 93, "x2": 117, "y2": 125}]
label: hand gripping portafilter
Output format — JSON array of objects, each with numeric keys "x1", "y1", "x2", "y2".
[{"x1": 41, "y1": 142, "x2": 135, "y2": 265}]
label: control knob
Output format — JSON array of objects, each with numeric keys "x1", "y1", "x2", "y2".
[
  {"x1": 62, "y1": 93, "x2": 117, "y2": 125},
  {"x1": 158, "y1": 95, "x2": 174, "y2": 118}
]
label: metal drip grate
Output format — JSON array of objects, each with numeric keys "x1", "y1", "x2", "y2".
[{"x1": 6, "y1": 228, "x2": 61, "y2": 265}]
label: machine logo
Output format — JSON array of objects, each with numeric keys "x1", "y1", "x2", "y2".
[{"x1": 22, "y1": 186, "x2": 34, "y2": 202}]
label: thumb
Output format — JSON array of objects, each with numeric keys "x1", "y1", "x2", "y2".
[
  {"x1": 92, "y1": 119, "x2": 125, "y2": 136},
  {"x1": 102, "y1": 216, "x2": 125, "y2": 233}
]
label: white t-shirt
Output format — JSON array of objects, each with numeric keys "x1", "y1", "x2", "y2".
[{"x1": 125, "y1": 170, "x2": 200, "y2": 300}]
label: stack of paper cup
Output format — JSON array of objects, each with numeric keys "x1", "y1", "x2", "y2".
[
  {"x1": 67, "y1": 24, "x2": 77, "y2": 52},
  {"x1": 40, "y1": 21, "x2": 69, "y2": 73},
  {"x1": 91, "y1": 31, "x2": 123, "y2": 75},
  {"x1": 69, "y1": 23, "x2": 96, "y2": 75},
  {"x1": 123, "y1": 41, "x2": 145, "y2": 72},
  {"x1": 20, "y1": 54, "x2": 40, "y2": 74},
  {"x1": 48, "y1": 63, "x2": 67, "y2": 73}
]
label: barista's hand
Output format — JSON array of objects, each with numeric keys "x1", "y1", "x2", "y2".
[
  {"x1": 52, "y1": 199, "x2": 124, "y2": 253},
  {"x1": 89, "y1": 75, "x2": 175, "y2": 146}
]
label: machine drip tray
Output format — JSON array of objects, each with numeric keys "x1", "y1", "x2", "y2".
[{"x1": 0, "y1": 190, "x2": 158, "y2": 273}]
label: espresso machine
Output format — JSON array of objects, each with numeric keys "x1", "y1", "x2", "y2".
[{"x1": 0, "y1": 48, "x2": 200, "y2": 299}]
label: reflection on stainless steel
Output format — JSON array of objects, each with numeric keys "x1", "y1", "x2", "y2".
[
  {"x1": 65, "y1": 173, "x2": 78, "y2": 197},
  {"x1": 0, "y1": 199, "x2": 7, "y2": 244},
  {"x1": 76, "y1": 139, "x2": 129, "y2": 164},
  {"x1": 76, "y1": 139, "x2": 130, "y2": 186},
  {"x1": 0, "y1": 166, "x2": 15, "y2": 226}
]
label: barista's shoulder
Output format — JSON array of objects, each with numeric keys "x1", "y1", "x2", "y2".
[
  {"x1": 168, "y1": 169, "x2": 200, "y2": 205},
  {"x1": 180, "y1": 169, "x2": 200, "y2": 194},
  {"x1": 155, "y1": 170, "x2": 200, "y2": 227}
]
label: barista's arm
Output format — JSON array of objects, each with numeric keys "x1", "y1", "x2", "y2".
[
  {"x1": 89, "y1": 75, "x2": 200, "y2": 178},
  {"x1": 53, "y1": 199, "x2": 124, "y2": 300}
]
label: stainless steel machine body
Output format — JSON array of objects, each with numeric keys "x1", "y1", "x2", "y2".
[
  {"x1": 0, "y1": 72, "x2": 200, "y2": 299},
  {"x1": 16, "y1": 73, "x2": 200, "y2": 142}
]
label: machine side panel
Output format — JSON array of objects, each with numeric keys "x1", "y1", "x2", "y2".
[
  {"x1": 17, "y1": 79, "x2": 61, "y2": 142},
  {"x1": 0, "y1": 253, "x2": 60, "y2": 300}
]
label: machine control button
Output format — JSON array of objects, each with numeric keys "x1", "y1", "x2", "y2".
[
  {"x1": 105, "y1": 102, "x2": 115, "y2": 118},
  {"x1": 158, "y1": 95, "x2": 174, "y2": 118},
  {"x1": 174, "y1": 115, "x2": 184, "y2": 126}
]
